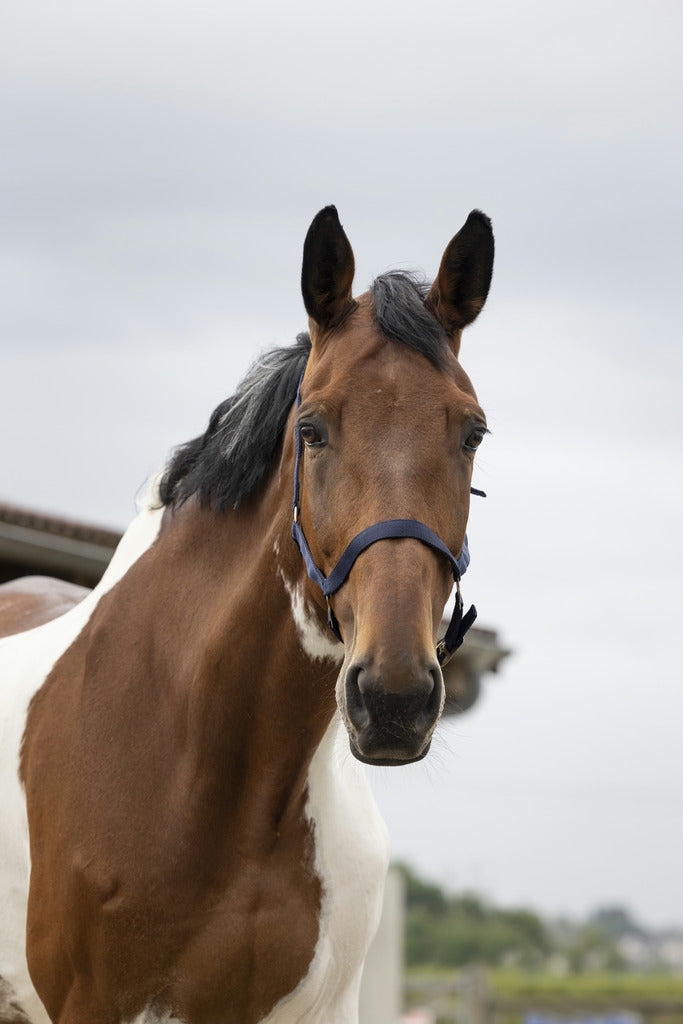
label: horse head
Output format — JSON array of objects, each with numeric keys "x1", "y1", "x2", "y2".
[{"x1": 295, "y1": 206, "x2": 494, "y2": 766}]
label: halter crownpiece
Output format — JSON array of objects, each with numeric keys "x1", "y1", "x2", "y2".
[{"x1": 290, "y1": 372, "x2": 481, "y2": 666}]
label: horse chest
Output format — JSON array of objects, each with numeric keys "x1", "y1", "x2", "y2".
[
  {"x1": 123, "y1": 848, "x2": 326, "y2": 1024},
  {"x1": 263, "y1": 718, "x2": 390, "y2": 1022},
  {"x1": 16, "y1": 691, "x2": 388, "y2": 1024},
  {"x1": 131, "y1": 718, "x2": 390, "y2": 1024}
]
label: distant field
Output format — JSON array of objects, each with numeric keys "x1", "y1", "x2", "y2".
[
  {"x1": 406, "y1": 968, "x2": 683, "y2": 1024},
  {"x1": 492, "y1": 968, "x2": 683, "y2": 1001}
]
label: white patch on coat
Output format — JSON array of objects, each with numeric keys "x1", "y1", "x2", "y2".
[
  {"x1": 276, "y1": 558, "x2": 344, "y2": 665},
  {"x1": 260, "y1": 715, "x2": 390, "y2": 1024},
  {"x1": 125, "y1": 1007, "x2": 186, "y2": 1024},
  {"x1": 0, "y1": 478, "x2": 164, "y2": 1024}
]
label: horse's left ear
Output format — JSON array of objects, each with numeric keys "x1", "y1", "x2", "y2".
[
  {"x1": 426, "y1": 211, "x2": 494, "y2": 355},
  {"x1": 301, "y1": 206, "x2": 355, "y2": 335}
]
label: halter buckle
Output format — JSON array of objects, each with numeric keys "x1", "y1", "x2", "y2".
[
  {"x1": 325, "y1": 595, "x2": 344, "y2": 643},
  {"x1": 436, "y1": 638, "x2": 450, "y2": 665}
]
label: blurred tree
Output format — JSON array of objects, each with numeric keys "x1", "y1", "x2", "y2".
[
  {"x1": 590, "y1": 906, "x2": 643, "y2": 939},
  {"x1": 400, "y1": 862, "x2": 449, "y2": 916},
  {"x1": 565, "y1": 923, "x2": 627, "y2": 973},
  {"x1": 396, "y1": 864, "x2": 549, "y2": 969}
]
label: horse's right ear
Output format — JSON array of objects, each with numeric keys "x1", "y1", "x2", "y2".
[
  {"x1": 426, "y1": 211, "x2": 494, "y2": 355},
  {"x1": 301, "y1": 206, "x2": 355, "y2": 334}
]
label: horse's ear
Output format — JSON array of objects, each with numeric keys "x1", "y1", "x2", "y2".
[
  {"x1": 301, "y1": 206, "x2": 355, "y2": 333},
  {"x1": 426, "y1": 211, "x2": 494, "y2": 355}
]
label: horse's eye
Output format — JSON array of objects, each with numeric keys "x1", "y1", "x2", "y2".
[
  {"x1": 300, "y1": 423, "x2": 325, "y2": 448},
  {"x1": 463, "y1": 427, "x2": 486, "y2": 453}
]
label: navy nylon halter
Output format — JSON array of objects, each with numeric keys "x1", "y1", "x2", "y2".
[{"x1": 290, "y1": 372, "x2": 480, "y2": 665}]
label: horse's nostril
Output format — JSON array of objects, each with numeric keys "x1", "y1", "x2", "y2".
[
  {"x1": 344, "y1": 664, "x2": 371, "y2": 732},
  {"x1": 421, "y1": 666, "x2": 443, "y2": 724}
]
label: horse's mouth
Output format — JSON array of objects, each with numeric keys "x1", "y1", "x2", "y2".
[{"x1": 349, "y1": 739, "x2": 431, "y2": 767}]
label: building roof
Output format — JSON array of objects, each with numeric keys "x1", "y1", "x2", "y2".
[{"x1": 0, "y1": 501, "x2": 119, "y2": 585}]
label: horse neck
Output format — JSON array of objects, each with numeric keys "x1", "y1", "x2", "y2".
[{"x1": 126, "y1": 465, "x2": 339, "y2": 821}]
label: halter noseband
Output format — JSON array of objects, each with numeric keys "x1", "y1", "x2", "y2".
[{"x1": 290, "y1": 373, "x2": 480, "y2": 666}]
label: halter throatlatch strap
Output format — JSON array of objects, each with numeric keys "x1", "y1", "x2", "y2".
[{"x1": 291, "y1": 372, "x2": 479, "y2": 665}]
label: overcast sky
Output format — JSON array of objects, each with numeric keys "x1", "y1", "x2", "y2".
[{"x1": 2, "y1": 0, "x2": 682, "y2": 929}]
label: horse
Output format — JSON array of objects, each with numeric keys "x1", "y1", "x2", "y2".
[{"x1": 0, "y1": 206, "x2": 494, "y2": 1024}]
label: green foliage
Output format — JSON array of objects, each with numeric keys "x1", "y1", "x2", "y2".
[
  {"x1": 564, "y1": 923, "x2": 628, "y2": 973},
  {"x1": 397, "y1": 863, "x2": 550, "y2": 969},
  {"x1": 397, "y1": 862, "x2": 683, "y2": 983},
  {"x1": 590, "y1": 906, "x2": 642, "y2": 939},
  {"x1": 402, "y1": 863, "x2": 449, "y2": 916}
]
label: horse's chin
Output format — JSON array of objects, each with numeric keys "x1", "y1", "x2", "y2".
[{"x1": 348, "y1": 739, "x2": 431, "y2": 767}]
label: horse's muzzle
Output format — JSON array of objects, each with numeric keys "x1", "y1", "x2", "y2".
[{"x1": 342, "y1": 657, "x2": 444, "y2": 766}]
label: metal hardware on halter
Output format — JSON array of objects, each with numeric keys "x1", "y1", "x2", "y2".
[
  {"x1": 291, "y1": 369, "x2": 479, "y2": 663},
  {"x1": 325, "y1": 596, "x2": 335, "y2": 634},
  {"x1": 436, "y1": 579, "x2": 468, "y2": 667},
  {"x1": 435, "y1": 639, "x2": 449, "y2": 664}
]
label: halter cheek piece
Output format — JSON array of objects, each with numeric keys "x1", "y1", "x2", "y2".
[{"x1": 290, "y1": 374, "x2": 482, "y2": 667}]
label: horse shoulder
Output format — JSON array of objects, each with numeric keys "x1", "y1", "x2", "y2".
[{"x1": 0, "y1": 497, "x2": 164, "y2": 1024}]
